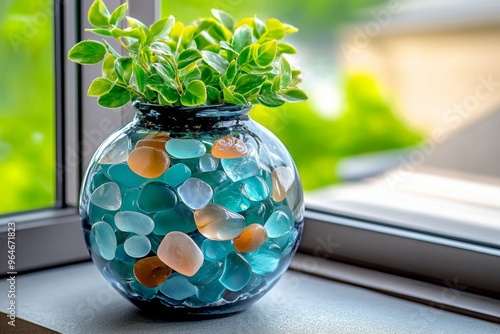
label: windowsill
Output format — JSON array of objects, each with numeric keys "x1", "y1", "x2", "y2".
[{"x1": 1, "y1": 258, "x2": 498, "y2": 333}]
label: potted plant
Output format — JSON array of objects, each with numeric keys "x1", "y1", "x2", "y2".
[{"x1": 69, "y1": 0, "x2": 307, "y2": 318}]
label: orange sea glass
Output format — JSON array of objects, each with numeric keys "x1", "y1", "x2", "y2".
[
  {"x1": 271, "y1": 166, "x2": 295, "y2": 202},
  {"x1": 233, "y1": 224, "x2": 267, "y2": 253},
  {"x1": 211, "y1": 136, "x2": 248, "y2": 159},
  {"x1": 135, "y1": 139, "x2": 168, "y2": 151},
  {"x1": 128, "y1": 146, "x2": 170, "y2": 178},
  {"x1": 133, "y1": 256, "x2": 172, "y2": 287}
]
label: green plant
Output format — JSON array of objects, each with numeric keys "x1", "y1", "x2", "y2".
[{"x1": 67, "y1": 0, "x2": 307, "y2": 108}]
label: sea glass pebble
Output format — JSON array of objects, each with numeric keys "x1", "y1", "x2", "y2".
[
  {"x1": 147, "y1": 233, "x2": 163, "y2": 254},
  {"x1": 133, "y1": 256, "x2": 172, "y2": 287},
  {"x1": 233, "y1": 224, "x2": 267, "y2": 253},
  {"x1": 242, "y1": 202, "x2": 267, "y2": 225},
  {"x1": 108, "y1": 244, "x2": 136, "y2": 280},
  {"x1": 130, "y1": 280, "x2": 158, "y2": 300},
  {"x1": 144, "y1": 132, "x2": 171, "y2": 142},
  {"x1": 107, "y1": 163, "x2": 146, "y2": 188},
  {"x1": 245, "y1": 242, "x2": 281, "y2": 275},
  {"x1": 219, "y1": 253, "x2": 252, "y2": 291},
  {"x1": 194, "y1": 204, "x2": 246, "y2": 241},
  {"x1": 115, "y1": 211, "x2": 154, "y2": 235},
  {"x1": 153, "y1": 203, "x2": 196, "y2": 235},
  {"x1": 242, "y1": 176, "x2": 270, "y2": 201},
  {"x1": 188, "y1": 260, "x2": 224, "y2": 285},
  {"x1": 213, "y1": 182, "x2": 251, "y2": 212},
  {"x1": 121, "y1": 188, "x2": 141, "y2": 211},
  {"x1": 264, "y1": 210, "x2": 292, "y2": 238},
  {"x1": 196, "y1": 279, "x2": 226, "y2": 303},
  {"x1": 90, "y1": 221, "x2": 117, "y2": 260},
  {"x1": 211, "y1": 136, "x2": 248, "y2": 159},
  {"x1": 201, "y1": 240, "x2": 233, "y2": 261},
  {"x1": 90, "y1": 171, "x2": 113, "y2": 193},
  {"x1": 163, "y1": 163, "x2": 191, "y2": 187},
  {"x1": 159, "y1": 275, "x2": 196, "y2": 300},
  {"x1": 157, "y1": 232, "x2": 204, "y2": 277},
  {"x1": 124, "y1": 235, "x2": 151, "y2": 258},
  {"x1": 128, "y1": 146, "x2": 170, "y2": 179},
  {"x1": 272, "y1": 166, "x2": 295, "y2": 202},
  {"x1": 99, "y1": 137, "x2": 129, "y2": 164},
  {"x1": 221, "y1": 145, "x2": 260, "y2": 182},
  {"x1": 199, "y1": 154, "x2": 219, "y2": 172},
  {"x1": 90, "y1": 182, "x2": 122, "y2": 211},
  {"x1": 137, "y1": 182, "x2": 177, "y2": 213},
  {"x1": 136, "y1": 139, "x2": 168, "y2": 151},
  {"x1": 166, "y1": 139, "x2": 206, "y2": 159},
  {"x1": 273, "y1": 228, "x2": 299, "y2": 256},
  {"x1": 192, "y1": 170, "x2": 229, "y2": 188},
  {"x1": 178, "y1": 178, "x2": 213, "y2": 210}
]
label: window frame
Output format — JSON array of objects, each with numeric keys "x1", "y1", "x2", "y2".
[
  {"x1": 0, "y1": 0, "x2": 498, "y2": 323},
  {"x1": 0, "y1": 0, "x2": 160, "y2": 274}
]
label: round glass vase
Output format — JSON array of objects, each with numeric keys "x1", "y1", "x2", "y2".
[{"x1": 79, "y1": 101, "x2": 304, "y2": 318}]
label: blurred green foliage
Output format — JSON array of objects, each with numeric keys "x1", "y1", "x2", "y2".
[
  {"x1": 251, "y1": 74, "x2": 422, "y2": 190},
  {"x1": 0, "y1": 0, "x2": 55, "y2": 215}
]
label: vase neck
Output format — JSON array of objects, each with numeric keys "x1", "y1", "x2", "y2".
[{"x1": 132, "y1": 101, "x2": 251, "y2": 133}]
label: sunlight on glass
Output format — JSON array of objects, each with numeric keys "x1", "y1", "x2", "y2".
[{"x1": 0, "y1": 0, "x2": 55, "y2": 214}]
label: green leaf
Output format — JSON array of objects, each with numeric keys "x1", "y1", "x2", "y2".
[
  {"x1": 223, "y1": 87, "x2": 247, "y2": 105},
  {"x1": 109, "y1": 3, "x2": 128, "y2": 25},
  {"x1": 237, "y1": 44, "x2": 258, "y2": 68},
  {"x1": 278, "y1": 88, "x2": 308, "y2": 103},
  {"x1": 257, "y1": 93, "x2": 285, "y2": 107},
  {"x1": 232, "y1": 25, "x2": 253, "y2": 53},
  {"x1": 114, "y1": 57, "x2": 133, "y2": 84},
  {"x1": 88, "y1": 0, "x2": 110, "y2": 28},
  {"x1": 88, "y1": 77, "x2": 114, "y2": 97},
  {"x1": 97, "y1": 85, "x2": 131, "y2": 108},
  {"x1": 261, "y1": 18, "x2": 285, "y2": 41},
  {"x1": 177, "y1": 49, "x2": 202, "y2": 70},
  {"x1": 220, "y1": 60, "x2": 237, "y2": 87},
  {"x1": 152, "y1": 61, "x2": 177, "y2": 89},
  {"x1": 271, "y1": 75, "x2": 281, "y2": 93},
  {"x1": 147, "y1": 84, "x2": 179, "y2": 104},
  {"x1": 277, "y1": 43, "x2": 297, "y2": 54},
  {"x1": 253, "y1": 17, "x2": 267, "y2": 38},
  {"x1": 181, "y1": 26, "x2": 198, "y2": 46},
  {"x1": 149, "y1": 42, "x2": 172, "y2": 56},
  {"x1": 284, "y1": 23, "x2": 299, "y2": 35},
  {"x1": 211, "y1": 9, "x2": 234, "y2": 31},
  {"x1": 255, "y1": 40, "x2": 277, "y2": 67},
  {"x1": 180, "y1": 66, "x2": 202, "y2": 86},
  {"x1": 110, "y1": 27, "x2": 141, "y2": 39},
  {"x1": 102, "y1": 54, "x2": 117, "y2": 80},
  {"x1": 220, "y1": 41, "x2": 236, "y2": 53},
  {"x1": 206, "y1": 85, "x2": 221, "y2": 104},
  {"x1": 67, "y1": 40, "x2": 106, "y2": 65},
  {"x1": 201, "y1": 50, "x2": 229, "y2": 74},
  {"x1": 149, "y1": 16, "x2": 175, "y2": 42},
  {"x1": 102, "y1": 39, "x2": 120, "y2": 58},
  {"x1": 133, "y1": 63, "x2": 147, "y2": 92},
  {"x1": 181, "y1": 80, "x2": 207, "y2": 106},
  {"x1": 235, "y1": 74, "x2": 266, "y2": 96},
  {"x1": 85, "y1": 28, "x2": 112, "y2": 37},
  {"x1": 280, "y1": 56, "x2": 292, "y2": 88}
]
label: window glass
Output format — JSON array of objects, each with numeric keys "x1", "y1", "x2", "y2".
[
  {"x1": 161, "y1": 0, "x2": 500, "y2": 246},
  {"x1": 0, "y1": 0, "x2": 55, "y2": 215}
]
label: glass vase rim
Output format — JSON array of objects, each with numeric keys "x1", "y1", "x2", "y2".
[{"x1": 132, "y1": 100, "x2": 252, "y2": 118}]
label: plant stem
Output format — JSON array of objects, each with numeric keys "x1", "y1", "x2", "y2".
[{"x1": 115, "y1": 37, "x2": 130, "y2": 52}]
